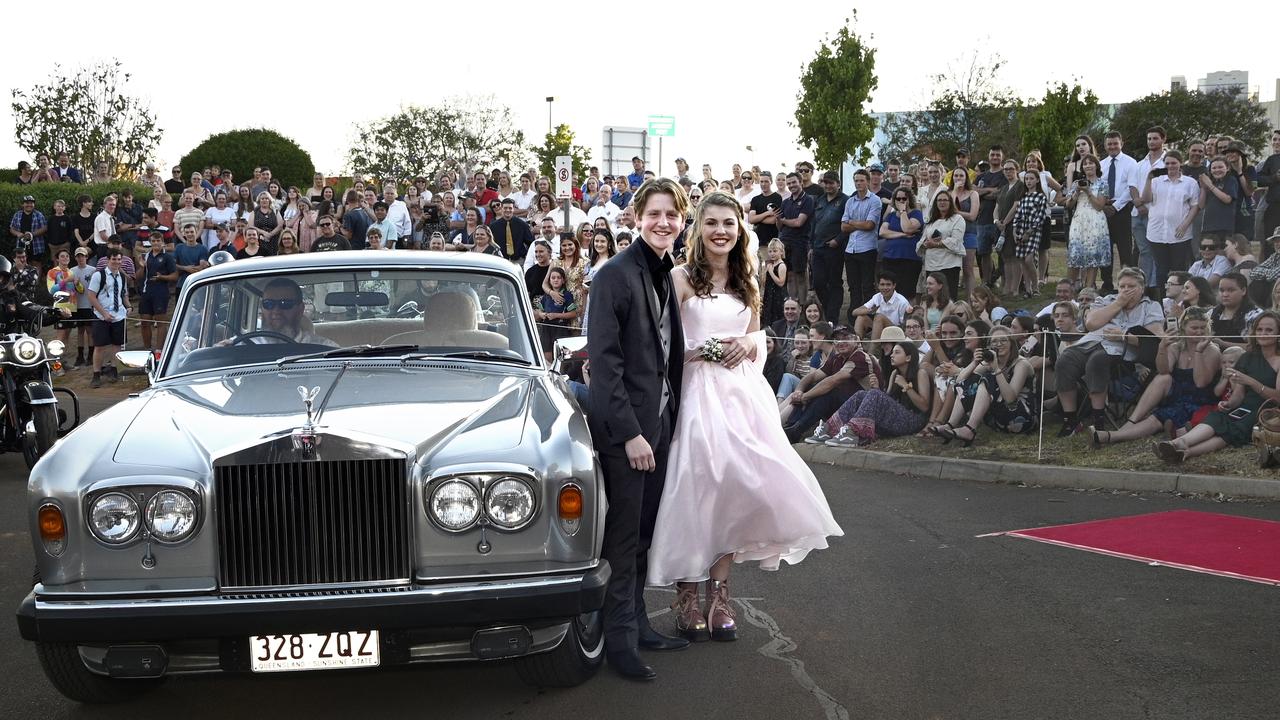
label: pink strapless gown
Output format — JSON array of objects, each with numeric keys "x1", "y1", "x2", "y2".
[{"x1": 647, "y1": 294, "x2": 843, "y2": 586}]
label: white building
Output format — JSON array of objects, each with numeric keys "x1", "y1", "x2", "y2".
[{"x1": 1198, "y1": 70, "x2": 1249, "y2": 99}]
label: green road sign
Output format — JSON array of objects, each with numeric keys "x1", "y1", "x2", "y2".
[{"x1": 647, "y1": 115, "x2": 675, "y2": 137}]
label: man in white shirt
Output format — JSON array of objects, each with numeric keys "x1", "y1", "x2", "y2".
[
  {"x1": 87, "y1": 248, "x2": 130, "y2": 388},
  {"x1": 586, "y1": 186, "x2": 620, "y2": 225},
  {"x1": 849, "y1": 271, "x2": 912, "y2": 344},
  {"x1": 1099, "y1": 131, "x2": 1138, "y2": 294},
  {"x1": 1128, "y1": 126, "x2": 1167, "y2": 295},
  {"x1": 1187, "y1": 238, "x2": 1232, "y2": 288},
  {"x1": 511, "y1": 175, "x2": 537, "y2": 217},
  {"x1": 383, "y1": 183, "x2": 412, "y2": 240},
  {"x1": 94, "y1": 195, "x2": 118, "y2": 253}
]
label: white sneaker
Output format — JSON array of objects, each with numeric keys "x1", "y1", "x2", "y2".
[{"x1": 824, "y1": 426, "x2": 862, "y2": 447}]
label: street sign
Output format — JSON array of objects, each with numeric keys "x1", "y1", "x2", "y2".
[
  {"x1": 647, "y1": 115, "x2": 675, "y2": 137},
  {"x1": 554, "y1": 156, "x2": 572, "y2": 200}
]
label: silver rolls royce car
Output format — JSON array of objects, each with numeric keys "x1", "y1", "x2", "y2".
[{"x1": 16, "y1": 251, "x2": 608, "y2": 703}]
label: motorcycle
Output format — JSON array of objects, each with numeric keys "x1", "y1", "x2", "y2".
[{"x1": 1, "y1": 292, "x2": 80, "y2": 469}]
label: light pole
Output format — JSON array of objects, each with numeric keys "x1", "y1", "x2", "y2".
[{"x1": 545, "y1": 96, "x2": 555, "y2": 133}]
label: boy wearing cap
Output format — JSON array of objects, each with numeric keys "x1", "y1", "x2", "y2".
[{"x1": 8, "y1": 194, "x2": 47, "y2": 261}]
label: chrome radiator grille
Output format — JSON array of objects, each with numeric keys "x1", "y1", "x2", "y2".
[{"x1": 215, "y1": 459, "x2": 411, "y2": 588}]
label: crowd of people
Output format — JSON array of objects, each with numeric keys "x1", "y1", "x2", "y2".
[{"x1": 4, "y1": 125, "x2": 1280, "y2": 465}]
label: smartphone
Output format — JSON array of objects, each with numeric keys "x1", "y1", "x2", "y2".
[
  {"x1": 1151, "y1": 168, "x2": 1168, "y2": 178},
  {"x1": 1228, "y1": 407, "x2": 1253, "y2": 420},
  {"x1": 1165, "y1": 316, "x2": 1178, "y2": 332}
]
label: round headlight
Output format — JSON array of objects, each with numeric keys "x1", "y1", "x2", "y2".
[
  {"x1": 429, "y1": 480, "x2": 480, "y2": 531},
  {"x1": 47, "y1": 339, "x2": 65, "y2": 357},
  {"x1": 485, "y1": 478, "x2": 535, "y2": 529},
  {"x1": 89, "y1": 493, "x2": 140, "y2": 544},
  {"x1": 13, "y1": 337, "x2": 40, "y2": 364},
  {"x1": 145, "y1": 490, "x2": 197, "y2": 542}
]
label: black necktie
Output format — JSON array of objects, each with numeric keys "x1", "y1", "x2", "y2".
[
  {"x1": 1106, "y1": 157, "x2": 1117, "y2": 199},
  {"x1": 112, "y1": 272, "x2": 120, "y2": 311}
]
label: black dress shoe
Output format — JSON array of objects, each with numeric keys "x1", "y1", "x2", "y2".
[
  {"x1": 638, "y1": 626, "x2": 691, "y2": 651},
  {"x1": 607, "y1": 649, "x2": 656, "y2": 681}
]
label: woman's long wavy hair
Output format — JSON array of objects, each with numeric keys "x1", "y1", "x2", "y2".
[{"x1": 684, "y1": 190, "x2": 759, "y2": 314}]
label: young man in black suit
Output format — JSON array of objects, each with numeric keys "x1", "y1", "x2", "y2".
[{"x1": 587, "y1": 177, "x2": 690, "y2": 681}]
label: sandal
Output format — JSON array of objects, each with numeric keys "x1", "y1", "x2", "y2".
[
  {"x1": 1090, "y1": 427, "x2": 1108, "y2": 450},
  {"x1": 1153, "y1": 440, "x2": 1185, "y2": 464},
  {"x1": 946, "y1": 424, "x2": 978, "y2": 448}
]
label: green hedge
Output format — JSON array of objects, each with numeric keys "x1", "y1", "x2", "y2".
[
  {"x1": 0, "y1": 179, "x2": 152, "y2": 231},
  {"x1": 180, "y1": 128, "x2": 316, "y2": 190}
]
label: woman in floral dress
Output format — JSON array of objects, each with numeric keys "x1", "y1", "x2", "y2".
[{"x1": 1064, "y1": 154, "x2": 1110, "y2": 291}]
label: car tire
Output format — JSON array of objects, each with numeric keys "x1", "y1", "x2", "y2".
[
  {"x1": 514, "y1": 610, "x2": 604, "y2": 688},
  {"x1": 35, "y1": 642, "x2": 164, "y2": 704}
]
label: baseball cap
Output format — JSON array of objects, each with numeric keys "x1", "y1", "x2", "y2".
[
  {"x1": 868, "y1": 163, "x2": 884, "y2": 173},
  {"x1": 631, "y1": 156, "x2": 642, "y2": 162},
  {"x1": 21, "y1": 195, "x2": 35, "y2": 202},
  {"x1": 74, "y1": 247, "x2": 90, "y2": 256}
]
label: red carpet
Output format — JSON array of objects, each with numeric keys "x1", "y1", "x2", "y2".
[{"x1": 989, "y1": 510, "x2": 1280, "y2": 586}]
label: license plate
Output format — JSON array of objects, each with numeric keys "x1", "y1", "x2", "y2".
[{"x1": 250, "y1": 630, "x2": 380, "y2": 673}]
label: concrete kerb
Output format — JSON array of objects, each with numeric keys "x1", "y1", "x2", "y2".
[{"x1": 795, "y1": 444, "x2": 1280, "y2": 501}]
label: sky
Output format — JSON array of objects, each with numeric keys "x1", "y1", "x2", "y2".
[{"x1": 3, "y1": 1, "x2": 1278, "y2": 180}]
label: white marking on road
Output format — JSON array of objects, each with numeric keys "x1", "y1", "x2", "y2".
[{"x1": 736, "y1": 598, "x2": 850, "y2": 720}]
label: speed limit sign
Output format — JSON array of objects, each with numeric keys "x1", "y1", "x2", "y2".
[{"x1": 554, "y1": 156, "x2": 572, "y2": 200}]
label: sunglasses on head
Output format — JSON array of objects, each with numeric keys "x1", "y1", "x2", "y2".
[{"x1": 261, "y1": 298, "x2": 300, "y2": 310}]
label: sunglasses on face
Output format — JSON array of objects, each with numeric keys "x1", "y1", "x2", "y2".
[
  {"x1": 1200, "y1": 245, "x2": 1216, "y2": 250},
  {"x1": 261, "y1": 298, "x2": 300, "y2": 310},
  {"x1": 319, "y1": 222, "x2": 332, "y2": 228}
]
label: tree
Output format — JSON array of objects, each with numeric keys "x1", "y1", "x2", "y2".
[
  {"x1": 879, "y1": 51, "x2": 1021, "y2": 168},
  {"x1": 180, "y1": 128, "x2": 315, "y2": 189},
  {"x1": 10, "y1": 60, "x2": 162, "y2": 178},
  {"x1": 794, "y1": 12, "x2": 879, "y2": 169},
  {"x1": 1109, "y1": 87, "x2": 1271, "y2": 158},
  {"x1": 347, "y1": 95, "x2": 531, "y2": 182},
  {"x1": 1019, "y1": 82, "x2": 1102, "y2": 172},
  {"x1": 533, "y1": 124, "x2": 592, "y2": 180}
]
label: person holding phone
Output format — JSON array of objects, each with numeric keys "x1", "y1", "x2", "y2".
[{"x1": 1155, "y1": 310, "x2": 1280, "y2": 462}]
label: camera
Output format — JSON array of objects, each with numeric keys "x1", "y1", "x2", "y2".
[
  {"x1": 1077, "y1": 179, "x2": 1089, "y2": 188},
  {"x1": 980, "y1": 348, "x2": 996, "y2": 363}
]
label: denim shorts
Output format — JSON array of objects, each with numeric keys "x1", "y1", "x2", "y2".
[{"x1": 974, "y1": 224, "x2": 998, "y2": 255}]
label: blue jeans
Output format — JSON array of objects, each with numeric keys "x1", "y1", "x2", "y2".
[
  {"x1": 974, "y1": 224, "x2": 999, "y2": 255},
  {"x1": 777, "y1": 373, "x2": 801, "y2": 399},
  {"x1": 1131, "y1": 214, "x2": 1156, "y2": 286}
]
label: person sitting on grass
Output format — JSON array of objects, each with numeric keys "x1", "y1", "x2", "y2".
[
  {"x1": 1053, "y1": 267, "x2": 1165, "y2": 436},
  {"x1": 1154, "y1": 310, "x2": 1280, "y2": 463},
  {"x1": 1211, "y1": 272, "x2": 1261, "y2": 348},
  {"x1": 1183, "y1": 345, "x2": 1244, "y2": 435},
  {"x1": 775, "y1": 328, "x2": 817, "y2": 400},
  {"x1": 812, "y1": 340, "x2": 932, "y2": 446},
  {"x1": 969, "y1": 284, "x2": 1007, "y2": 325},
  {"x1": 919, "y1": 271, "x2": 958, "y2": 330},
  {"x1": 919, "y1": 314, "x2": 969, "y2": 435},
  {"x1": 935, "y1": 325, "x2": 1037, "y2": 446},
  {"x1": 850, "y1": 271, "x2": 911, "y2": 345},
  {"x1": 781, "y1": 328, "x2": 881, "y2": 442},
  {"x1": 1092, "y1": 307, "x2": 1221, "y2": 447},
  {"x1": 1031, "y1": 301, "x2": 1084, "y2": 396},
  {"x1": 931, "y1": 318, "x2": 993, "y2": 436}
]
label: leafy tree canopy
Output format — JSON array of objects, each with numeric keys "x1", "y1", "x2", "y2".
[{"x1": 795, "y1": 12, "x2": 879, "y2": 170}]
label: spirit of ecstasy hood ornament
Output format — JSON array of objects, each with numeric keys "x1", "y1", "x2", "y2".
[{"x1": 294, "y1": 385, "x2": 322, "y2": 453}]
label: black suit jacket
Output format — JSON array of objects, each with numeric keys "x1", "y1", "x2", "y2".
[
  {"x1": 586, "y1": 240, "x2": 684, "y2": 455},
  {"x1": 489, "y1": 217, "x2": 534, "y2": 259}
]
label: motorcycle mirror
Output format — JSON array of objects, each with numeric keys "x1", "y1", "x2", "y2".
[{"x1": 52, "y1": 291, "x2": 71, "y2": 303}]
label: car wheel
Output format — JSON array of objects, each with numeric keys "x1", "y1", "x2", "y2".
[
  {"x1": 514, "y1": 610, "x2": 604, "y2": 688},
  {"x1": 35, "y1": 642, "x2": 164, "y2": 704}
]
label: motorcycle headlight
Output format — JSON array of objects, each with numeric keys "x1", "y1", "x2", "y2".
[
  {"x1": 89, "y1": 492, "x2": 141, "y2": 545},
  {"x1": 428, "y1": 479, "x2": 480, "y2": 531},
  {"x1": 47, "y1": 339, "x2": 65, "y2": 357},
  {"x1": 145, "y1": 490, "x2": 197, "y2": 543},
  {"x1": 485, "y1": 478, "x2": 536, "y2": 529},
  {"x1": 13, "y1": 337, "x2": 40, "y2": 364}
]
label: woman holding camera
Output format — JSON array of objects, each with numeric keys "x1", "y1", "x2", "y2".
[
  {"x1": 936, "y1": 325, "x2": 1037, "y2": 445},
  {"x1": 1155, "y1": 311, "x2": 1280, "y2": 462},
  {"x1": 1065, "y1": 154, "x2": 1110, "y2": 291},
  {"x1": 917, "y1": 191, "x2": 966, "y2": 298}
]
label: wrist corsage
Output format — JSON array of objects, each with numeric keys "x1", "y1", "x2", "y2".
[{"x1": 699, "y1": 337, "x2": 724, "y2": 362}]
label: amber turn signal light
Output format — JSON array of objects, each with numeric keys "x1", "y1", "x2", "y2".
[
  {"x1": 39, "y1": 504, "x2": 65, "y2": 542},
  {"x1": 558, "y1": 485, "x2": 583, "y2": 520}
]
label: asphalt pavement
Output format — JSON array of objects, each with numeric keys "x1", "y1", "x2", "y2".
[{"x1": 2, "y1": 396, "x2": 1278, "y2": 719}]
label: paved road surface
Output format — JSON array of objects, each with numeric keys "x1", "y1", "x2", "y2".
[{"x1": 2, "y1": 396, "x2": 1278, "y2": 718}]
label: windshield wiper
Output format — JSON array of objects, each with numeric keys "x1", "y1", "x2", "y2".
[
  {"x1": 277, "y1": 344, "x2": 420, "y2": 367},
  {"x1": 401, "y1": 350, "x2": 531, "y2": 365}
]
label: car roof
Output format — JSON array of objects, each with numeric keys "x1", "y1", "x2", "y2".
[{"x1": 192, "y1": 250, "x2": 523, "y2": 283}]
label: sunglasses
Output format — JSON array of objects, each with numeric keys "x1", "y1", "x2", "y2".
[
  {"x1": 319, "y1": 222, "x2": 332, "y2": 228},
  {"x1": 1200, "y1": 245, "x2": 1216, "y2": 250},
  {"x1": 261, "y1": 298, "x2": 300, "y2": 310}
]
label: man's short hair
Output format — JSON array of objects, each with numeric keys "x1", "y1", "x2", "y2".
[
  {"x1": 1146, "y1": 126, "x2": 1166, "y2": 140},
  {"x1": 632, "y1": 177, "x2": 689, "y2": 219},
  {"x1": 1168, "y1": 270, "x2": 1190, "y2": 286},
  {"x1": 813, "y1": 321, "x2": 835, "y2": 338},
  {"x1": 877, "y1": 271, "x2": 898, "y2": 285},
  {"x1": 853, "y1": 169, "x2": 870, "y2": 181},
  {"x1": 107, "y1": 234, "x2": 122, "y2": 244},
  {"x1": 796, "y1": 161, "x2": 815, "y2": 171},
  {"x1": 106, "y1": 247, "x2": 123, "y2": 259},
  {"x1": 500, "y1": 198, "x2": 515, "y2": 206},
  {"x1": 142, "y1": 207, "x2": 158, "y2": 219},
  {"x1": 259, "y1": 165, "x2": 271, "y2": 173},
  {"x1": 1165, "y1": 150, "x2": 1184, "y2": 163},
  {"x1": 264, "y1": 277, "x2": 303, "y2": 301},
  {"x1": 1117, "y1": 266, "x2": 1146, "y2": 286},
  {"x1": 372, "y1": 201, "x2": 388, "y2": 211},
  {"x1": 1104, "y1": 130, "x2": 1123, "y2": 141},
  {"x1": 988, "y1": 144, "x2": 1004, "y2": 153},
  {"x1": 786, "y1": 172, "x2": 801, "y2": 182}
]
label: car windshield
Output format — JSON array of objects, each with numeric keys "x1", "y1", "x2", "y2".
[{"x1": 160, "y1": 268, "x2": 538, "y2": 377}]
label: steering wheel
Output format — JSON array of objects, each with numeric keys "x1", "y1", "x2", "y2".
[{"x1": 231, "y1": 330, "x2": 297, "y2": 345}]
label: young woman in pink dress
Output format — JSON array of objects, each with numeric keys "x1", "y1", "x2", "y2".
[{"x1": 647, "y1": 191, "x2": 843, "y2": 641}]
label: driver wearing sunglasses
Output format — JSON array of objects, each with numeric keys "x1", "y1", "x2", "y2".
[{"x1": 220, "y1": 277, "x2": 337, "y2": 346}]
